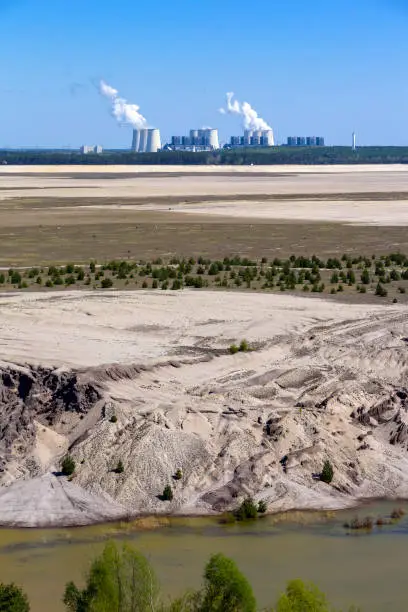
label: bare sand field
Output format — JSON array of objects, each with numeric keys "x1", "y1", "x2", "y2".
[
  {"x1": 1, "y1": 164, "x2": 408, "y2": 201},
  {"x1": 0, "y1": 165, "x2": 408, "y2": 265},
  {"x1": 0, "y1": 290, "x2": 408, "y2": 526}
]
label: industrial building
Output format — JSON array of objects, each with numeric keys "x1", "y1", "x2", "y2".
[
  {"x1": 287, "y1": 136, "x2": 325, "y2": 147},
  {"x1": 229, "y1": 129, "x2": 275, "y2": 148},
  {"x1": 168, "y1": 129, "x2": 219, "y2": 151},
  {"x1": 131, "y1": 128, "x2": 161, "y2": 153},
  {"x1": 80, "y1": 145, "x2": 103, "y2": 154}
]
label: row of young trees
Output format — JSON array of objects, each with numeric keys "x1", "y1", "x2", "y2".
[
  {"x1": 62, "y1": 542, "x2": 358, "y2": 612},
  {"x1": 0, "y1": 541, "x2": 358, "y2": 611}
]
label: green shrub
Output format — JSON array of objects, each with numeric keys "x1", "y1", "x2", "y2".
[
  {"x1": 174, "y1": 469, "x2": 183, "y2": 481},
  {"x1": 101, "y1": 278, "x2": 113, "y2": 289},
  {"x1": 320, "y1": 460, "x2": 334, "y2": 484},
  {"x1": 61, "y1": 455, "x2": 75, "y2": 476},
  {"x1": 11, "y1": 271, "x2": 22, "y2": 285},
  {"x1": 110, "y1": 415, "x2": 117, "y2": 423},
  {"x1": 234, "y1": 497, "x2": 258, "y2": 521},
  {"x1": 45, "y1": 280, "x2": 53, "y2": 288},
  {"x1": 239, "y1": 339, "x2": 250, "y2": 352},
  {"x1": 398, "y1": 286, "x2": 406, "y2": 294},
  {"x1": 229, "y1": 344, "x2": 239, "y2": 355},
  {"x1": 161, "y1": 485, "x2": 173, "y2": 501},
  {"x1": 171, "y1": 279, "x2": 182, "y2": 290},
  {"x1": 375, "y1": 282, "x2": 387, "y2": 297},
  {"x1": 257, "y1": 500, "x2": 267, "y2": 514},
  {"x1": 115, "y1": 460, "x2": 124, "y2": 474}
]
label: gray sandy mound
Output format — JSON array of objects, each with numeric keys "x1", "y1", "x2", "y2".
[{"x1": 0, "y1": 473, "x2": 125, "y2": 527}]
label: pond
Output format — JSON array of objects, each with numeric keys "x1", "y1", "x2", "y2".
[{"x1": 1, "y1": 501, "x2": 408, "y2": 611}]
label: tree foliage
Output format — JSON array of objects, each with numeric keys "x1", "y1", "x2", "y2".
[
  {"x1": 0, "y1": 583, "x2": 30, "y2": 612},
  {"x1": 320, "y1": 460, "x2": 334, "y2": 484},
  {"x1": 272, "y1": 579, "x2": 330, "y2": 612},
  {"x1": 198, "y1": 553, "x2": 256, "y2": 612},
  {"x1": 63, "y1": 542, "x2": 159, "y2": 612}
]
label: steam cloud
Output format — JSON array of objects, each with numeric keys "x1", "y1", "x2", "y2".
[
  {"x1": 99, "y1": 80, "x2": 148, "y2": 129},
  {"x1": 220, "y1": 92, "x2": 272, "y2": 131}
]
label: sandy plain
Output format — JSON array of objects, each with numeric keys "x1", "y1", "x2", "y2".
[{"x1": 1, "y1": 164, "x2": 408, "y2": 265}]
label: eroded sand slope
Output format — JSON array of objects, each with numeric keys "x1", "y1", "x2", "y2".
[{"x1": 0, "y1": 290, "x2": 408, "y2": 525}]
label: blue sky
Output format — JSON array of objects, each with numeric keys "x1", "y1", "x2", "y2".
[{"x1": 1, "y1": 0, "x2": 407, "y2": 148}]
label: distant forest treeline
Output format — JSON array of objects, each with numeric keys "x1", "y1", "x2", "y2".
[{"x1": 1, "y1": 146, "x2": 408, "y2": 165}]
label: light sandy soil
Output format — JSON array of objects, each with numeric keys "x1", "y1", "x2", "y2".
[
  {"x1": 85, "y1": 199, "x2": 408, "y2": 226},
  {"x1": 0, "y1": 290, "x2": 408, "y2": 525},
  {"x1": 1, "y1": 165, "x2": 408, "y2": 202}
]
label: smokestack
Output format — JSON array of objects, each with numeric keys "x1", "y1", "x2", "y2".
[{"x1": 352, "y1": 132, "x2": 357, "y2": 151}]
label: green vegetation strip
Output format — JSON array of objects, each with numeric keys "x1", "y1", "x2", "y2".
[{"x1": 2, "y1": 252, "x2": 408, "y2": 302}]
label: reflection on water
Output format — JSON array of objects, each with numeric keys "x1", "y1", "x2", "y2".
[{"x1": 1, "y1": 501, "x2": 408, "y2": 611}]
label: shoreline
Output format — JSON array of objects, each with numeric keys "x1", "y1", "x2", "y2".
[{"x1": 1, "y1": 495, "x2": 407, "y2": 531}]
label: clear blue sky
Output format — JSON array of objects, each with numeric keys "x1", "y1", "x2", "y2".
[{"x1": 1, "y1": 0, "x2": 407, "y2": 148}]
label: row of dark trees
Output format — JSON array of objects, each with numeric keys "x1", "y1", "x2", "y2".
[{"x1": 1, "y1": 146, "x2": 408, "y2": 165}]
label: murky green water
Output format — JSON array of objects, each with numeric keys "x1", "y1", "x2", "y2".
[{"x1": 1, "y1": 501, "x2": 408, "y2": 611}]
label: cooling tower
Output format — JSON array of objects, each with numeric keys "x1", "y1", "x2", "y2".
[
  {"x1": 146, "y1": 128, "x2": 161, "y2": 153},
  {"x1": 244, "y1": 130, "x2": 253, "y2": 145},
  {"x1": 131, "y1": 129, "x2": 140, "y2": 152},
  {"x1": 206, "y1": 129, "x2": 219, "y2": 149},
  {"x1": 261, "y1": 130, "x2": 274, "y2": 146},
  {"x1": 138, "y1": 129, "x2": 148, "y2": 152}
]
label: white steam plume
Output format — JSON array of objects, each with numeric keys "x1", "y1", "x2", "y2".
[
  {"x1": 99, "y1": 80, "x2": 148, "y2": 129},
  {"x1": 219, "y1": 92, "x2": 272, "y2": 131}
]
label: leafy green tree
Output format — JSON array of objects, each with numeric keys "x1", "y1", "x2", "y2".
[
  {"x1": 61, "y1": 455, "x2": 76, "y2": 476},
  {"x1": 0, "y1": 583, "x2": 30, "y2": 612},
  {"x1": 320, "y1": 460, "x2": 334, "y2": 484},
  {"x1": 199, "y1": 553, "x2": 256, "y2": 612},
  {"x1": 273, "y1": 579, "x2": 329, "y2": 612},
  {"x1": 63, "y1": 542, "x2": 159, "y2": 612}
]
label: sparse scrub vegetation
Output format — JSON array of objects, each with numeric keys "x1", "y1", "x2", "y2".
[{"x1": 0, "y1": 252, "x2": 406, "y2": 303}]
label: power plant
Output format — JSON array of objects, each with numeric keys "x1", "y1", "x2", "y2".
[
  {"x1": 287, "y1": 136, "x2": 325, "y2": 147},
  {"x1": 229, "y1": 129, "x2": 274, "y2": 147},
  {"x1": 131, "y1": 128, "x2": 161, "y2": 153},
  {"x1": 167, "y1": 129, "x2": 219, "y2": 151}
]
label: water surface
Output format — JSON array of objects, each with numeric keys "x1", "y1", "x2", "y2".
[{"x1": 1, "y1": 501, "x2": 408, "y2": 611}]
